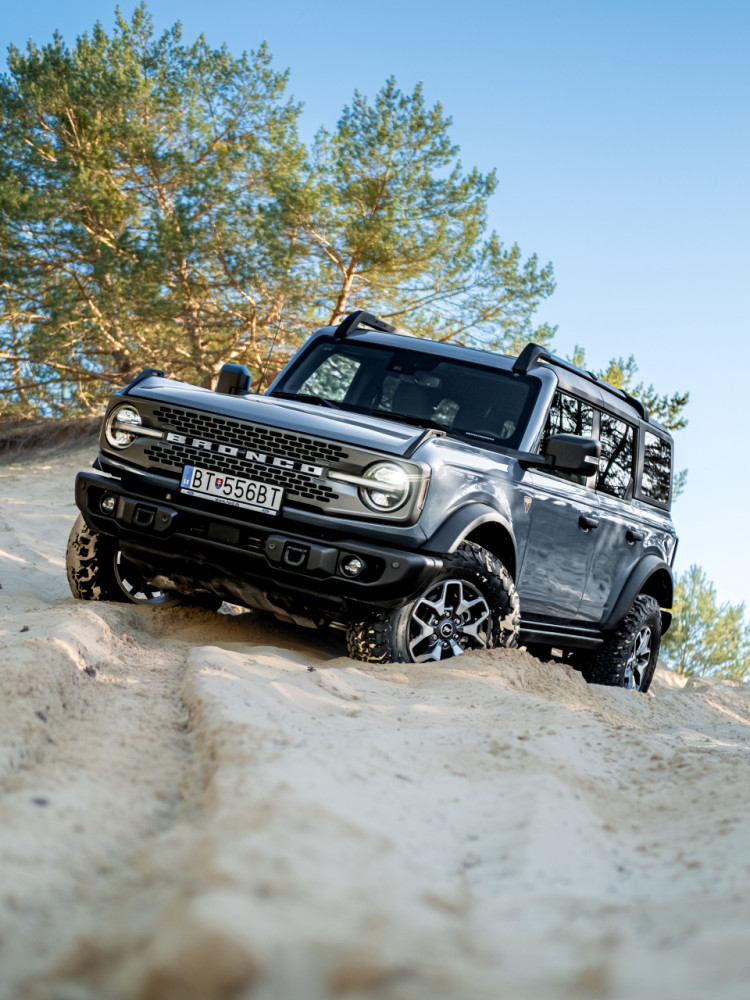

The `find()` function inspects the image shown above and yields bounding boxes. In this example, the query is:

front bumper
[74,471,441,622]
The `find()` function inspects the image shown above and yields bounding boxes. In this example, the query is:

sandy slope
[1,445,749,1000]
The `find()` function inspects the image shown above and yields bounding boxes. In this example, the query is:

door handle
[626,528,644,543]
[579,515,599,531]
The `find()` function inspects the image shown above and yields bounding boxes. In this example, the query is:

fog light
[100,493,117,515]
[341,555,365,578]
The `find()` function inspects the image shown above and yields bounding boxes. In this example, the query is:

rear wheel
[347,542,519,663]
[579,594,661,692]
[66,514,183,607]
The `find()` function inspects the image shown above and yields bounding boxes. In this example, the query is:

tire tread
[581,594,661,691]
[66,514,122,602]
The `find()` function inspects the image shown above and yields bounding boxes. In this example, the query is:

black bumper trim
[75,471,440,611]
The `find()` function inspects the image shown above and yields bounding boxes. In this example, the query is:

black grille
[152,405,349,465]
[146,405,345,504]
[146,441,337,503]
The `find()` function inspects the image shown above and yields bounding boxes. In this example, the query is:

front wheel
[579,594,661,692]
[66,514,183,607]
[347,541,519,663]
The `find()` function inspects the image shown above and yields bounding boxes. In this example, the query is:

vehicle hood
[128,378,431,458]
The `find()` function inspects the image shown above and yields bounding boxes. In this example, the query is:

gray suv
[67,311,677,692]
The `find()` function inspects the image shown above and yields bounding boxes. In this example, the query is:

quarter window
[597,413,634,498]
[642,431,672,502]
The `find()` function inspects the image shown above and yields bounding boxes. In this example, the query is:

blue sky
[3,1,748,607]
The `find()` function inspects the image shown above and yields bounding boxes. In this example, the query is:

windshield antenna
[255,316,284,393]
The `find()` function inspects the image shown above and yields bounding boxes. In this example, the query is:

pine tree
[288,78,556,355]
[661,565,750,680]
[568,347,689,433]
[0,3,303,414]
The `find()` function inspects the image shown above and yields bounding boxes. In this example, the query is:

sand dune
[1,445,749,1000]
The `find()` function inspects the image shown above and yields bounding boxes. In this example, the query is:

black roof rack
[513,343,649,421]
[333,310,398,340]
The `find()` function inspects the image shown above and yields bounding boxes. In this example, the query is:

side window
[597,413,634,498]
[545,391,594,439]
[642,431,672,503]
[541,392,595,485]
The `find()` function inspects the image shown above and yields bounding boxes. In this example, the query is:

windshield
[270,338,540,450]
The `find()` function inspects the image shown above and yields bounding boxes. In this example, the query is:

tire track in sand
[0,595,221,997]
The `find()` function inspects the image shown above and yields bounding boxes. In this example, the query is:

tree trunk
[328,261,359,326]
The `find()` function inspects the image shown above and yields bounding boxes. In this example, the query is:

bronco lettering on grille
[165,432,324,477]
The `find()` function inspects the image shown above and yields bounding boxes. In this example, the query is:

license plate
[180,465,284,515]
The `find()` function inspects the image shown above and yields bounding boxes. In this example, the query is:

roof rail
[513,342,649,421]
[333,310,397,340]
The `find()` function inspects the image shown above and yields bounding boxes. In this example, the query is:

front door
[516,470,600,620]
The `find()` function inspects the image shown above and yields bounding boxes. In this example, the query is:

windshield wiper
[370,408,445,430]
[270,391,340,409]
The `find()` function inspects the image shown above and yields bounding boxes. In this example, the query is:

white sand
[1,445,749,1000]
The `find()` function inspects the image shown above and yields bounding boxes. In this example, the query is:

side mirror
[542,433,600,476]
[216,363,252,395]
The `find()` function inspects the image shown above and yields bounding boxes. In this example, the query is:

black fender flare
[601,555,674,634]
[420,505,518,577]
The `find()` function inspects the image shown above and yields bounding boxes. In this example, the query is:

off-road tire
[347,541,519,663]
[66,514,126,602]
[346,614,393,663]
[580,594,661,692]
[66,514,182,606]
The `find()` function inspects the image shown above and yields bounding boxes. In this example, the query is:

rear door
[577,411,642,622]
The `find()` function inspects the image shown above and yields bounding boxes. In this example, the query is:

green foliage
[0,1,686,440]
[0,3,303,413]
[0,14,556,414]
[569,346,689,432]
[661,565,750,680]
[289,78,556,355]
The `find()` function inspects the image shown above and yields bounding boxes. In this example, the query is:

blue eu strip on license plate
[180,464,284,515]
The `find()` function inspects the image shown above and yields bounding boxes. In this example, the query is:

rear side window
[641,431,672,502]
[597,413,634,498]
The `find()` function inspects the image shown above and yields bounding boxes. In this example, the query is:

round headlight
[105,404,142,449]
[359,462,410,512]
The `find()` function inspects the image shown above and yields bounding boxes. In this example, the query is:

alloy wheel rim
[624,625,652,690]
[407,578,491,662]
[114,551,177,605]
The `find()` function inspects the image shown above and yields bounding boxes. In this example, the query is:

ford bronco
[67,310,677,691]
